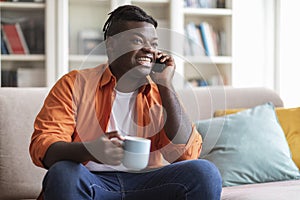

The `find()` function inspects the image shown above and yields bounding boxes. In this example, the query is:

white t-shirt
[107,89,138,135]
[86,89,138,171]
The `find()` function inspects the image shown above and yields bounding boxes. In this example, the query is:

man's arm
[156,84,192,144]
[43,132,124,169]
[150,56,202,162]
[42,141,91,168]
[29,71,124,169]
[150,52,192,144]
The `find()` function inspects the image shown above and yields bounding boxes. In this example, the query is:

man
[30,5,222,200]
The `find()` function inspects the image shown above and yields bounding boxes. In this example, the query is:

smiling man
[29,5,222,200]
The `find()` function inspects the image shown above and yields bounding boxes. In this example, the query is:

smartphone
[152,58,166,72]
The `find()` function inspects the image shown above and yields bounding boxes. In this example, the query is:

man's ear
[105,36,115,57]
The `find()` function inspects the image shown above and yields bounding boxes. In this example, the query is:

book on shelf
[184,0,226,8]
[186,78,208,87]
[1,23,30,54]
[184,29,192,56]
[1,70,17,87]
[1,30,9,54]
[185,75,225,88]
[20,17,45,54]
[199,0,217,8]
[9,0,44,2]
[210,25,219,55]
[199,22,217,56]
[185,21,225,57]
[217,0,226,8]
[1,17,44,54]
[218,30,226,56]
[185,22,206,56]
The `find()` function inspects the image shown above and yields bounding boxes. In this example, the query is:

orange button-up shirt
[29,64,202,169]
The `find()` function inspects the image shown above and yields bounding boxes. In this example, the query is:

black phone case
[152,59,165,72]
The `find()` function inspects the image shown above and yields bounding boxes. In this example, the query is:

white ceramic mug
[122,136,151,171]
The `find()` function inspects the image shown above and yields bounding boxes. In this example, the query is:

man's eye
[152,43,158,48]
[132,39,143,45]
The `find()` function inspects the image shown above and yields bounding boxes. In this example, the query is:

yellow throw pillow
[214,107,300,169]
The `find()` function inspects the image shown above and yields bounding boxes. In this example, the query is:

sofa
[0,86,299,199]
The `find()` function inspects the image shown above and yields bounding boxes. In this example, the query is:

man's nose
[145,40,157,50]
[141,45,156,53]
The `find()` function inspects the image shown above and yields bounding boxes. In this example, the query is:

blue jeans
[43,159,222,200]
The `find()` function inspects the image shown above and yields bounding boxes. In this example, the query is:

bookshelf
[182,0,233,87]
[0,0,56,87]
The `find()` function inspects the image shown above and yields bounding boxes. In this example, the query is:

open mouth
[136,56,152,66]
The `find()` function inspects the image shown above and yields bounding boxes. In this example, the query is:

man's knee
[43,161,85,186]
[181,159,222,199]
[47,160,82,175]
[186,159,222,183]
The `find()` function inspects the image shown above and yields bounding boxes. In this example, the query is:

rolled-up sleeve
[157,124,202,163]
[29,73,77,168]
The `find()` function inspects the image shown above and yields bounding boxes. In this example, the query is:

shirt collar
[98,63,152,94]
[98,63,116,89]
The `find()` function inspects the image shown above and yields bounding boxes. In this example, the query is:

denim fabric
[43,159,222,200]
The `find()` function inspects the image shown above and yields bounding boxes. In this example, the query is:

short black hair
[102,5,158,40]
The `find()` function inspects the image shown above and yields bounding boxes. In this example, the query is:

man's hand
[86,131,125,166]
[150,51,176,86]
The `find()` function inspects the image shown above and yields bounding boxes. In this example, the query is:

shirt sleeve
[157,124,202,163]
[29,72,77,168]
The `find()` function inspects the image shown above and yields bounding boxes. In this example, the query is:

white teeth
[138,57,151,62]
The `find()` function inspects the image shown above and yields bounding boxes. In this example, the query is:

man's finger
[105,130,125,140]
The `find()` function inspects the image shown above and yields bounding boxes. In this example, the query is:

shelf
[184,56,232,64]
[1,55,45,61]
[69,54,108,63]
[183,8,232,16]
[70,0,109,5]
[0,2,45,10]
[0,0,50,87]
[132,0,169,4]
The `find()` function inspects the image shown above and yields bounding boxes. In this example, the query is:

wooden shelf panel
[183,8,232,16]
[132,0,169,4]
[1,55,45,61]
[184,56,232,64]
[0,2,45,10]
[69,0,109,6]
[69,54,108,63]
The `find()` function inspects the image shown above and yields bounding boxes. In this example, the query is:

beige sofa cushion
[0,88,48,200]
[177,86,284,120]
[221,179,300,200]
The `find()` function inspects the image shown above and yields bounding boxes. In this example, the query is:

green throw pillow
[195,102,300,187]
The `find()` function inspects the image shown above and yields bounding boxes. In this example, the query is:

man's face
[107,21,158,80]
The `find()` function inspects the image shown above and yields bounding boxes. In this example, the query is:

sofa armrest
[0,88,49,199]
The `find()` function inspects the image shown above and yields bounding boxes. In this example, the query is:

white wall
[232,0,275,89]
[232,0,300,107]
[277,0,300,107]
